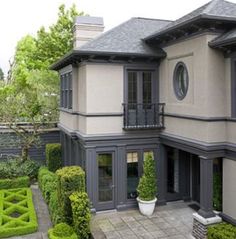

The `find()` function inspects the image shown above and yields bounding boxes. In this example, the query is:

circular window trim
[173,61,189,100]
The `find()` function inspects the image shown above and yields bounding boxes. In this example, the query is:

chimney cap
[75,16,104,25]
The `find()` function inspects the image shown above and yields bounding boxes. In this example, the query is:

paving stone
[91,202,195,239]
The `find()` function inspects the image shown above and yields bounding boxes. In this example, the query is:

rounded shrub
[137,152,157,201]
[208,222,236,239]
[48,223,77,239]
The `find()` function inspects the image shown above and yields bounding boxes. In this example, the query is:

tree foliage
[0,4,84,160]
[0,67,4,81]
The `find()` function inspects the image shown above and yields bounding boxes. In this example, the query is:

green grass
[0,188,38,238]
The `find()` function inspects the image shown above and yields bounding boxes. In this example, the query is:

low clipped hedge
[56,166,85,224]
[0,176,30,190]
[46,143,62,172]
[70,192,91,239]
[0,188,38,238]
[48,223,77,239]
[208,222,236,239]
[38,167,63,225]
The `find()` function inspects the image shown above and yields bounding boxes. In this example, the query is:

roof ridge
[202,0,224,15]
[133,17,173,22]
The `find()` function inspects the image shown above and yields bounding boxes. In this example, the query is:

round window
[173,62,189,100]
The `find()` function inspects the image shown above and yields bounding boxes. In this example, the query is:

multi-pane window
[143,72,152,109]
[60,72,72,109]
[128,72,137,108]
[126,150,154,200]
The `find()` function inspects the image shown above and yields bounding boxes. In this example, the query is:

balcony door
[125,69,158,128]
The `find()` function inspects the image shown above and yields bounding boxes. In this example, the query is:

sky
[0,0,236,76]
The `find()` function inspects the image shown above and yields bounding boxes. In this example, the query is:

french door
[125,70,158,127]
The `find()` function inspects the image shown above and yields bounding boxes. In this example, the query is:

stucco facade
[53,1,236,227]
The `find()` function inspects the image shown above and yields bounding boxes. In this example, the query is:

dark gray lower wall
[0,129,60,164]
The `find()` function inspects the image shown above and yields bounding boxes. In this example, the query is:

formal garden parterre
[0,143,91,239]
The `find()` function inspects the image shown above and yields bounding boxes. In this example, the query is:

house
[51,0,236,235]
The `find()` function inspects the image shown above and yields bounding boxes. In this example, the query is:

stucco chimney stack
[73,16,104,49]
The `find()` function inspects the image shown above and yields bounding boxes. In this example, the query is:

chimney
[73,16,104,49]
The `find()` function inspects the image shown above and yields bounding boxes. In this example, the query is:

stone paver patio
[91,202,195,239]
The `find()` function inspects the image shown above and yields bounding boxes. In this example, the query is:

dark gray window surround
[60,72,72,109]
[173,62,189,100]
[231,57,236,118]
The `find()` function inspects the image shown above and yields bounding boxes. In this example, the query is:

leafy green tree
[0,67,4,81]
[0,81,58,161]
[0,4,84,160]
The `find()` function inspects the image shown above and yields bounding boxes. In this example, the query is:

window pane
[143,151,154,161]
[143,72,152,108]
[68,73,72,109]
[127,152,139,199]
[128,72,137,108]
[98,154,113,202]
[60,75,63,107]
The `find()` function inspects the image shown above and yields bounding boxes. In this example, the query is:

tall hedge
[46,143,62,172]
[56,166,85,224]
[70,192,91,239]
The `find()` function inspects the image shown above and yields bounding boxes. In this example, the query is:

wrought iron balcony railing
[123,103,165,130]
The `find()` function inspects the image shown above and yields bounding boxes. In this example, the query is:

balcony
[123,103,165,130]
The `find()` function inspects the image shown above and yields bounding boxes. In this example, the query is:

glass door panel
[98,153,113,203]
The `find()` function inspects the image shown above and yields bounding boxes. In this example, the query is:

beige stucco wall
[223,158,236,220]
[86,64,123,113]
[78,64,87,113]
[160,33,234,143]
[59,111,78,131]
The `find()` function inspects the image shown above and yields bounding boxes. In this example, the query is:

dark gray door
[96,153,115,210]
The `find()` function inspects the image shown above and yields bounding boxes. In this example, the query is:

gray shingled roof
[145,0,236,41]
[77,17,171,56]
[210,28,236,47]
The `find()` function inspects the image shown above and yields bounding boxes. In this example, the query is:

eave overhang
[144,15,236,45]
[50,50,166,71]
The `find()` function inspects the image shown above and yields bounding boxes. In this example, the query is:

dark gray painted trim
[164,112,236,122]
[59,108,123,117]
[160,133,236,160]
[144,13,236,41]
[220,212,236,226]
[51,50,165,71]
[58,124,236,161]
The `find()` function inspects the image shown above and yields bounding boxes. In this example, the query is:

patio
[91,201,195,239]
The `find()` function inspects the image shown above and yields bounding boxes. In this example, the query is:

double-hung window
[60,72,72,109]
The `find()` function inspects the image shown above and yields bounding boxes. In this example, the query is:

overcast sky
[1,0,235,75]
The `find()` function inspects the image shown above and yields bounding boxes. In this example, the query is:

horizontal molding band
[164,113,236,122]
[60,108,123,117]
[58,123,236,160]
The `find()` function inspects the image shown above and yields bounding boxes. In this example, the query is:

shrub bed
[0,176,30,190]
[208,222,236,239]
[0,188,38,238]
[0,159,40,180]
[56,166,85,224]
[48,223,77,239]
[70,192,91,239]
[38,167,62,225]
[46,143,62,172]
